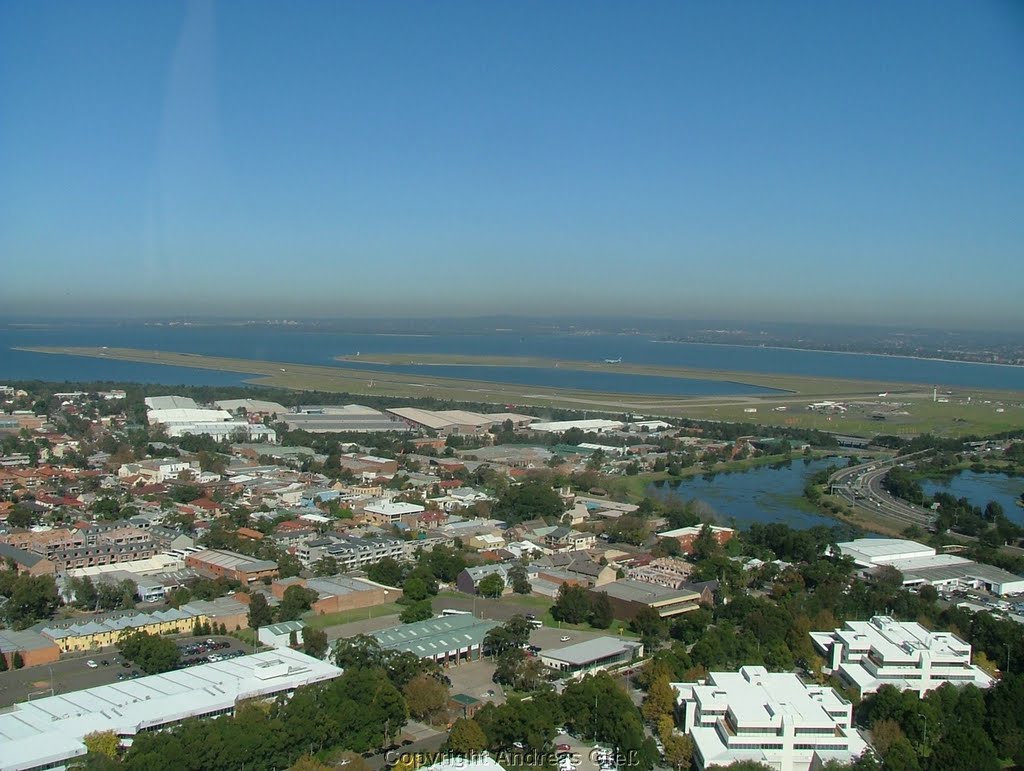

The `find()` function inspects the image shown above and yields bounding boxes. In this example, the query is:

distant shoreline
[650,339,1024,370]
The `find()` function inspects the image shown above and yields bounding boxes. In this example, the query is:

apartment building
[674,666,869,771]
[809,615,995,696]
[628,557,694,589]
[40,607,204,652]
[362,500,425,527]
[51,541,158,571]
[297,534,406,571]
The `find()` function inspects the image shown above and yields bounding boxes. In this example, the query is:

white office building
[810,615,994,696]
[673,666,869,771]
[0,648,342,771]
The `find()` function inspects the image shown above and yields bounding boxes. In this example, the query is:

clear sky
[1,1,1022,328]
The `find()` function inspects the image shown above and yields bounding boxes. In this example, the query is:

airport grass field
[19,346,1024,437]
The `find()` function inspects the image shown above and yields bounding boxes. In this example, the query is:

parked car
[86,660,98,668]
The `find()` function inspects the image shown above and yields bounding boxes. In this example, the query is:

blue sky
[1,1,1022,327]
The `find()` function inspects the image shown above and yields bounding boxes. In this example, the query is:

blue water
[649,457,838,529]
[921,471,1024,525]
[2,323,1024,394]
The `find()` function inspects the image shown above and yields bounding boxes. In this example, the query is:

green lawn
[539,610,637,637]
[303,602,404,629]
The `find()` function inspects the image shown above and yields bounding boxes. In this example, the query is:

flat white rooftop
[528,419,624,433]
[677,666,849,727]
[0,648,342,771]
[364,500,425,515]
[834,538,935,566]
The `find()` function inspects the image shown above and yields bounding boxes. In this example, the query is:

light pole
[47,666,54,697]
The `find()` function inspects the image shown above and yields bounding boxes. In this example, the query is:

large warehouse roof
[528,419,624,433]
[214,398,287,413]
[387,407,464,430]
[372,615,497,658]
[833,538,936,567]
[147,407,235,424]
[144,395,199,410]
[0,649,341,771]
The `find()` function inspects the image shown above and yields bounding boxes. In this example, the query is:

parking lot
[446,658,504,704]
[528,625,608,653]
[0,635,250,708]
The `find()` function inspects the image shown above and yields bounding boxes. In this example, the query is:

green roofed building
[372,614,499,666]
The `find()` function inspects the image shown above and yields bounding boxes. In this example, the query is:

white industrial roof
[0,649,342,771]
[833,538,936,566]
[144,395,199,410]
[431,410,498,427]
[388,407,461,429]
[147,408,235,424]
[528,419,624,433]
[214,398,287,413]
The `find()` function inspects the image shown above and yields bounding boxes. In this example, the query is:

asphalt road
[829,453,937,529]
[0,635,250,709]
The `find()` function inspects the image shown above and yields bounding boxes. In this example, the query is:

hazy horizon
[2,2,1022,327]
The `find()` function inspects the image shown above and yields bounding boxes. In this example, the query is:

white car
[560,635,571,642]
[86,660,98,668]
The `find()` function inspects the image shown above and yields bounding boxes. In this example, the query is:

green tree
[83,730,120,759]
[552,583,591,624]
[484,615,531,657]
[302,626,329,659]
[278,551,303,579]
[508,564,531,594]
[117,630,180,674]
[477,573,505,598]
[882,738,920,771]
[72,576,99,610]
[11,651,24,669]
[247,592,274,629]
[445,718,488,756]
[403,673,450,724]
[313,555,339,577]
[2,574,60,629]
[589,591,614,629]
[929,724,999,771]
[6,506,34,529]
[400,599,433,623]
[631,606,668,647]
[402,576,430,602]
[692,524,722,561]
[641,673,676,723]
[278,585,318,622]
[366,557,405,587]
[493,480,564,524]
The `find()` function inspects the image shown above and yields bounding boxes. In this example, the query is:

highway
[828,451,938,530]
